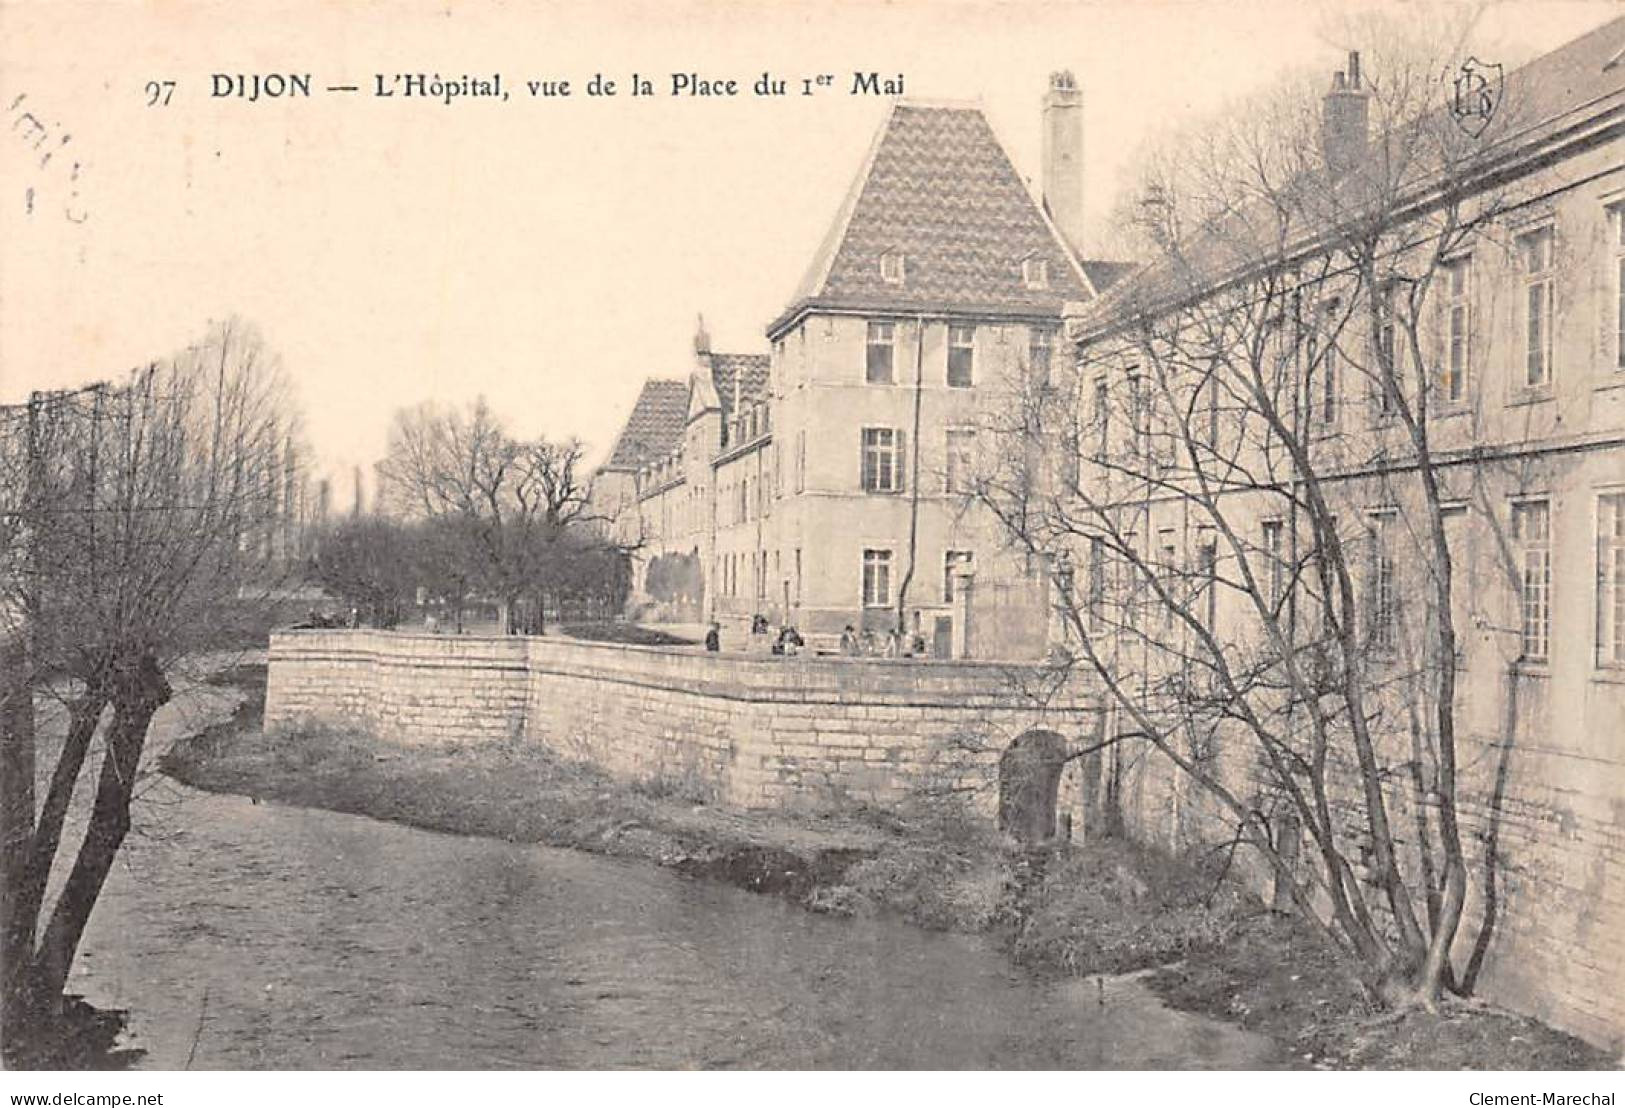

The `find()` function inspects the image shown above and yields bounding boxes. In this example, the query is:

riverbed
[53,677,1282,1069]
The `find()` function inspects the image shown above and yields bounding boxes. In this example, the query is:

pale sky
[1,0,1617,493]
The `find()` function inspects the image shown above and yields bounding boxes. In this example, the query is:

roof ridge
[894,95,985,110]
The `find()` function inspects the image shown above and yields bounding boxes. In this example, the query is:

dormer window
[1022,255,1049,290]
[880,251,906,284]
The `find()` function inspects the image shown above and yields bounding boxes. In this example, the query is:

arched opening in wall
[998,729,1068,843]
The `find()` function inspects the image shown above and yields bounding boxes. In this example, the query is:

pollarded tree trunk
[0,635,39,1049]
[5,687,109,1016]
[31,655,170,1008]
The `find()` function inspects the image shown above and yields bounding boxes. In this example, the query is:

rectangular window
[1059,425,1080,492]
[1323,346,1340,425]
[1598,493,1625,666]
[945,429,975,495]
[1519,227,1555,388]
[1305,331,1319,426]
[1127,373,1144,457]
[880,252,905,284]
[1087,535,1105,629]
[1157,529,1177,629]
[1197,530,1218,632]
[1262,519,1285,612]
[862,548,893,608]
[1612,205,1625,372]
[795,548,803,607]
[1206,371,1221,449]
[1306,325,1339,428]
[1307,516,1340,636]
[1376,284,1401,414]
[860,427,902,493]
[1440,258,1470,403]
[1367,511,1397,652]
[1028,328,1053,387]
[1093,378,1110,458]
[866,321,896,384]
[1120,532,1140,604]
[796,429,806,493]
[1512,499,1551,662]
[947,325,975,388]
[943,550,974,603]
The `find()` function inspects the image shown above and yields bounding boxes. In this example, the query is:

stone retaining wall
[264,628,1096,812]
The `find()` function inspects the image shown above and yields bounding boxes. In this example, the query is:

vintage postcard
[1,0,1622,1095]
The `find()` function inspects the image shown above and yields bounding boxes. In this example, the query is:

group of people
[700,617,928,658]
[838,624,927,658]
[702,618,806,656]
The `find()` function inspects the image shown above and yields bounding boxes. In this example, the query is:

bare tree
[308,515,421,628]
[375,400,615,633]
[975,19,1546,1009]
[0,318,301,1060]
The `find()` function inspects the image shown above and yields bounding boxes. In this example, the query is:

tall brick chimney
[1042,70,1085,257]
[1321,51,1370,177]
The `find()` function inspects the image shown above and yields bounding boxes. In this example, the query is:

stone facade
[598,86,1117,655]
[264,628,1096,814]
[1055,25,1625,1051]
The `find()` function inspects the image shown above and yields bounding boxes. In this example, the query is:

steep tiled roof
[708,353,770,424]
[1081,260,1137,293]
[770,103,1092,335]
[605,378,689,469]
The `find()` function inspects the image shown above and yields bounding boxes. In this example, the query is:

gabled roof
[605,378,689,470]
[605,348,772,475]
[769,102,1094,336]
[708,353,770,425]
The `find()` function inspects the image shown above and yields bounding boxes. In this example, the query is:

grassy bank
[559,621,698,647]
[162,663,1612,1070]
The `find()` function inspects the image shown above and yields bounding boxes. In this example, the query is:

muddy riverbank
[158,662,1611,1070]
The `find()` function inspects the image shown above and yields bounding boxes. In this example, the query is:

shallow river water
[68,779,1280,1070]
[52,674,1279,1070]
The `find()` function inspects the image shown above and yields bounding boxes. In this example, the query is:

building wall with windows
[763,312,1047,641]
[600,87,1112,652]
[1056,22,1625,1048]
